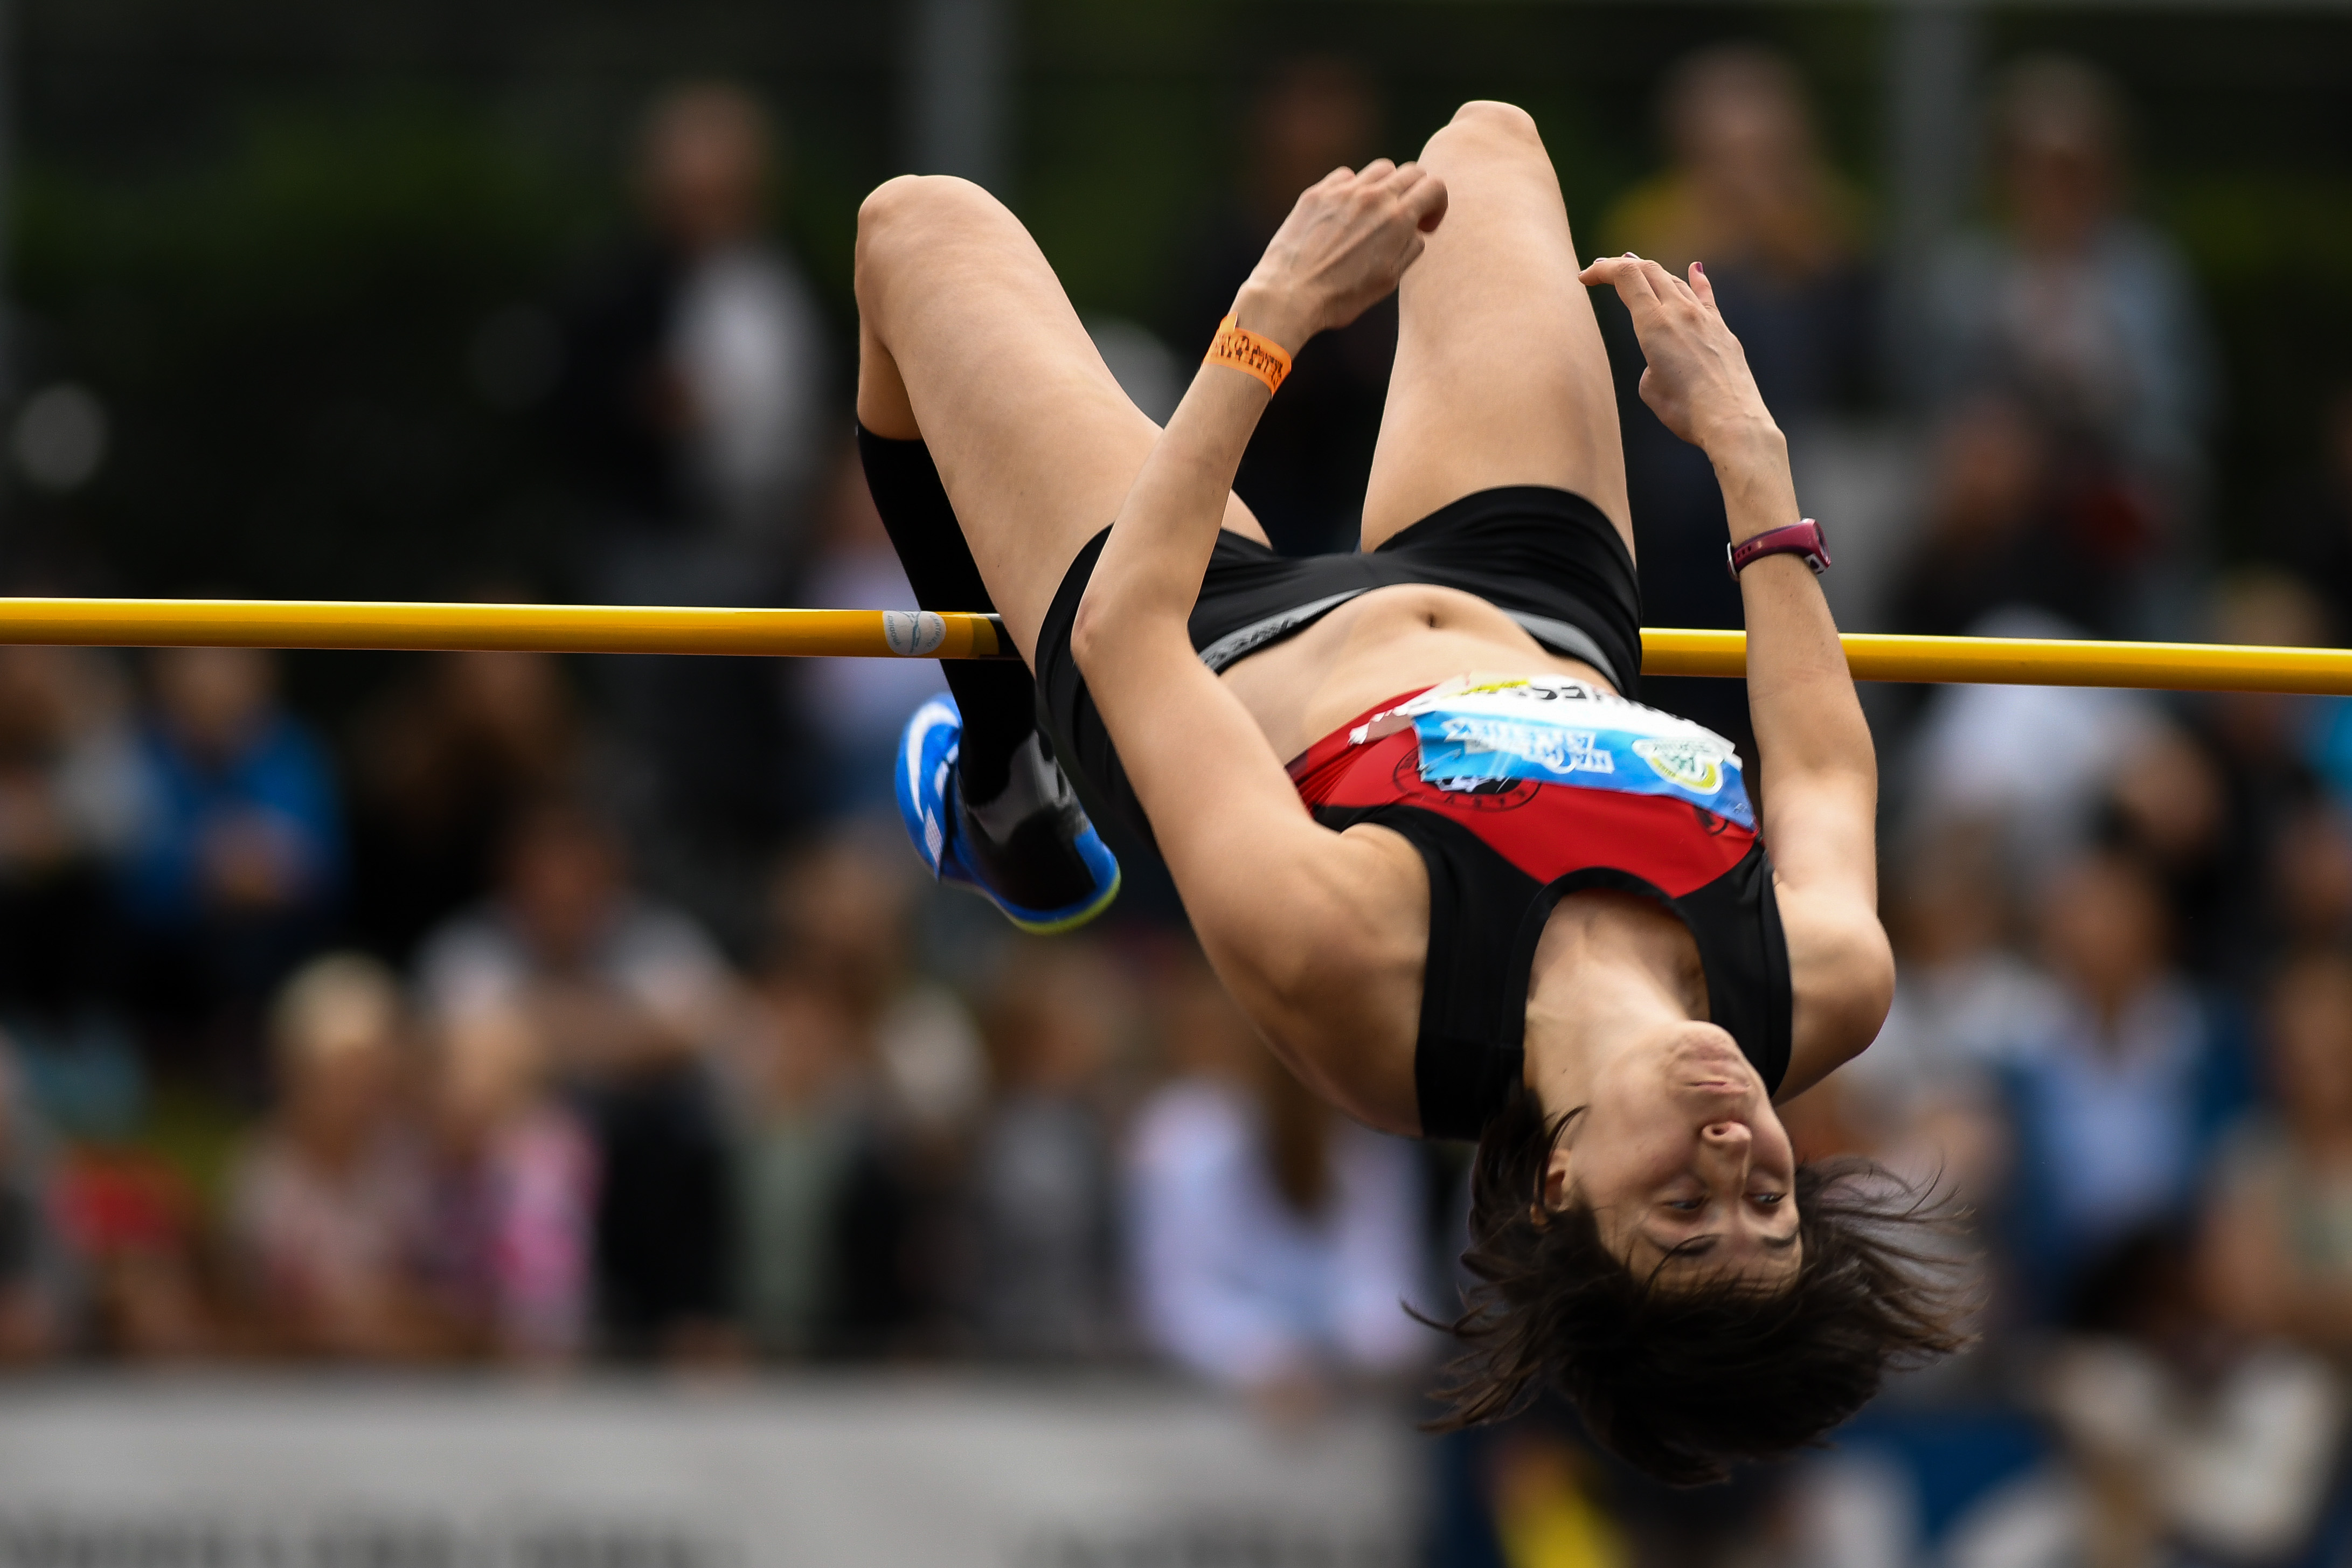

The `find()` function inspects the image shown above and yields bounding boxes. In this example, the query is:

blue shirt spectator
[122,704,341,932]
[121,647,340,932]
[118,648,342,1086]
[1996,850,2250,1319]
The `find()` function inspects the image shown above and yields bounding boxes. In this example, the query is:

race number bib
[1357,675,1755,829]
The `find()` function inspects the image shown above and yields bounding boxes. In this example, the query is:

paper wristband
[1205,313,1292,395]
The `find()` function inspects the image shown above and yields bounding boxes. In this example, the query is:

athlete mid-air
[854,99,1966,1482]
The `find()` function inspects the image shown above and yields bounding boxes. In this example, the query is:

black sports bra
[1286,677,1793,1140]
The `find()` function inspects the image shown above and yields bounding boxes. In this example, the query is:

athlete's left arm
[1580,254,1894,1095]
[1716,433,1891,1097]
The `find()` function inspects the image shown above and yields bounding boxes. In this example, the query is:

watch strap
[1726,519,1831,579]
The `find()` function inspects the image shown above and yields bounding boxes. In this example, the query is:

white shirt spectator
[671,244,827,542]
[1125,1079,1428,1387]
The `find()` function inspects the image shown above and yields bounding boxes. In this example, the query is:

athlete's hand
[1233,159,1448,349]
[1579,253,1778,457]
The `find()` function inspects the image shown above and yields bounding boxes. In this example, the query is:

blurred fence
[0,1378,1422,1568]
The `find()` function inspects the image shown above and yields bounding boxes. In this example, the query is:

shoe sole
[992,860,1123,935]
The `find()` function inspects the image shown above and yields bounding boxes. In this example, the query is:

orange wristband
[1205,313,1292,395]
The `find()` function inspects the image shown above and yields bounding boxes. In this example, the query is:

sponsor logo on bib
[1435,718,1613,776]
[1631,738,1724,794]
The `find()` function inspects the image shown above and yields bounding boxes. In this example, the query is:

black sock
[857,424,1036,804]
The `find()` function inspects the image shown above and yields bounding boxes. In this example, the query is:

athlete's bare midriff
[1212,576,1621,761]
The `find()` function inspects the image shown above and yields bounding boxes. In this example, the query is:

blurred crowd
[3,44,2352,1568]
[0,641,1446,1383]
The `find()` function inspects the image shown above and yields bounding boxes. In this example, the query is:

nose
[1698,1120,1753,1182]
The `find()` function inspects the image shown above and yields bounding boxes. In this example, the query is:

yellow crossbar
[0,598,2344,696]
[1639,628,2352,696]
[0,599,1015,661]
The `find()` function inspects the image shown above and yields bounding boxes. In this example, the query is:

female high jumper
[854,100,1967,1483]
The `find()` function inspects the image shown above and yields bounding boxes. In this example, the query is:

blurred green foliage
[2159,171,2352,524]
[7,0,2351,621]
[16,96,605,598]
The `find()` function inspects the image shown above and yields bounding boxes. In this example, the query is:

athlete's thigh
[1358,102,1633,557]
[855,176,1265,660]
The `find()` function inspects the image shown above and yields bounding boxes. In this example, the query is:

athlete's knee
[1427,99,1545,158]
[854,174,1000,302]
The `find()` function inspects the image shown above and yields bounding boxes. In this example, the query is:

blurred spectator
[1885,397,2106,640]
[1606,45,1876,421]
[0,647,145,1138]
[52,1141,209,1360]
[744,832,983,1355]
[1163,57,1393,556]
[416,801,739,1358]
[226,954,441,1360]
[769,833,985,1142]
[1997,850,2246,1316]
[731,965,860,1356]
[425,1004,596,1363]
[791,441,952,819]
[969,940,1126,1359]
[2267,800,2352,954]
[2203,952,2352,1356]
[556,81,827,551]
[1126,953,1428,1405]
[1926,56,2218,618]
[1946,1231,2341,1568]
[1604,45,1874,754]
[1902,607,2166,868]
[1828,821,2039,1204]
[346,649,606,964]
[2136,574,2337,984]
[555,80,826,942]
[2266,386,2352,634]
[0,1042,70,1362]
[121,647,342,1092]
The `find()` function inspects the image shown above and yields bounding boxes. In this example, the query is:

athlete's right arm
[1069,162,1446,1133]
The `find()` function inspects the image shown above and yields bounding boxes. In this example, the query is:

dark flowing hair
[1421,1085,1978,1486]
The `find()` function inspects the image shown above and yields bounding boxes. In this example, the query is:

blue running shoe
[895,694,1121,934]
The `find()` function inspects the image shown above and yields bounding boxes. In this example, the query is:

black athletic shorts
[1032,484,1642,856]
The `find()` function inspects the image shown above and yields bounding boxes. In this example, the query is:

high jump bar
[0,598,2344,696]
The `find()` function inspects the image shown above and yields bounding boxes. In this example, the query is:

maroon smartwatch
[1726,518,1831,580]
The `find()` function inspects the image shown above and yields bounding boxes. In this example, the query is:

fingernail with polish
[1693,260,1705,275]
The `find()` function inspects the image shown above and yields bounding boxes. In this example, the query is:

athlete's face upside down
[1542,1023,1803,1287]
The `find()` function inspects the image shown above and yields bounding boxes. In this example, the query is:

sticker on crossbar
[883,610,948,657]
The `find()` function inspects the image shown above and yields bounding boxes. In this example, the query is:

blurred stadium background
[0,1,2349,1564]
